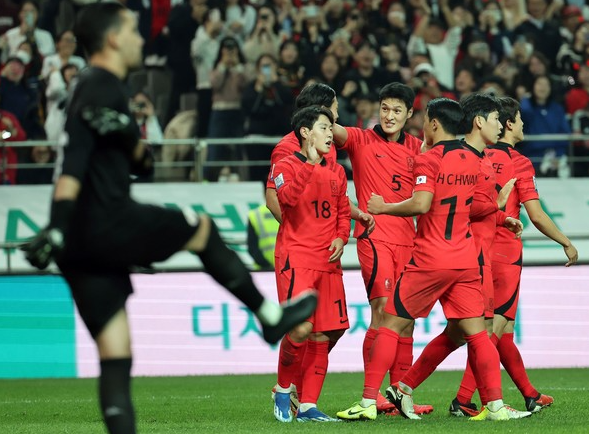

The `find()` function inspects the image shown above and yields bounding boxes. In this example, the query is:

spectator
[368,0,412,48]
[325,29,355,71]
[126,0,173,64]
[478,74,509,97]
[514,50,568,102]
[276,39,305,96]
[513,0,563,72]
[519,74,571,177]
[15,144,54,184]
[565,60,589,115]
[243,5,281,65]
[44,63,78,143]
[159,109,197,181]
[410,62,456,111]
[556,21,589,77]
[293,3,331,78]
[191,7,224,138]
[165,0,206,124]
[406,0,462,90]
[41,30,85,80]
[1,0,55,63]
[315,52,344,94]
[221,0,257,44]
[0,108,26,184]
[454,68,477,99]
[476,0,514,64]
[0,54,43,139]
[338,91,378,129]
[499,0,528,31]
[559,5,584,44]
[456,32,494,82]
[379,39,409,84]
[131,90,164,144]
[206,36,247,182]
[344,40,396,96]
[570,103,589,177]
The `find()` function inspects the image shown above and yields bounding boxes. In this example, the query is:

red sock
[292,341,307,397]
[401,332,458,390]
[299,340,329,404]
[497,332,538,398]
[363,327,398,400]
[465,331,501,402]
[456,333,499,404]
[390,336,413,384]
[362,328,377,372]
[277,334,305,389]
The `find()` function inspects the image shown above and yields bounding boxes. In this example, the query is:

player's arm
[349,198,375,235]
[275,161,314,207]
[265,188,282,223]
[367,190,433,217]
[523,199,578,266]
[333,123,348,148]
[329,170,351,263]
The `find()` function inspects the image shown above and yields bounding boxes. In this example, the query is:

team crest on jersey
[331,180,338,196]
[275,173,284,189]
[416,175,427,185]
[406,156,414,172]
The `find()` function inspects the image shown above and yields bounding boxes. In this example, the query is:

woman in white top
[41,30,85,80]
[221,0,257,44]
[44,63,79,144]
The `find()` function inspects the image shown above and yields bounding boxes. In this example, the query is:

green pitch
[1,368,587,433]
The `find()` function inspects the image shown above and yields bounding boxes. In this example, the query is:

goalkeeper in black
[21,3,316,434]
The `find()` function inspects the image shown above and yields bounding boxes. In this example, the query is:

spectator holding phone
[243,5,281,65]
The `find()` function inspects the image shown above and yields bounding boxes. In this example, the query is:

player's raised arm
[367,191,433,217]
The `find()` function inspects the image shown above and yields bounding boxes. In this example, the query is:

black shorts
[63,202,198,269]
[59,202,199,337]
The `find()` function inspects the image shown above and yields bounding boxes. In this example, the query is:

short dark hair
[497,97,520,138]
[379,82,415,111]
[459,92,500,133]
[74,2,126,58]
[295,83,336,109]
[426,98,464,135]
[291,106,334,145]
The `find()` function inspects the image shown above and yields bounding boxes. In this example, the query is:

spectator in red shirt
[0,108,26,184]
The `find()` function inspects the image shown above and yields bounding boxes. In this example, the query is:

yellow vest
[248,204,279,267]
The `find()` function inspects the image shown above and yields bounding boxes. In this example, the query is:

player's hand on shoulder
[497,178,516,209]
[356,211,376,235]
[328,237,345,262]
[504,216,523,238]
[21,228,65,270]
[564,244,578,267]
[367,193,385,215]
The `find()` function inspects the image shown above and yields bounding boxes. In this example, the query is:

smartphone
[261,64,272,80]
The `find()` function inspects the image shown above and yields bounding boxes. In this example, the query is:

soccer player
[332,82,432,415]
[267,83,374,411]
[485,96,578,412]
[449,93,524,417]
[337,97,530,421]
[21,4,317,434]
[272,106,351,422]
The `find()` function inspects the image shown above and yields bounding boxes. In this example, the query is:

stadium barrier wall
[0,266,588,379]
[1,179,589,273]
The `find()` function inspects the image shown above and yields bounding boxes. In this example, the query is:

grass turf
[1,368,587,433]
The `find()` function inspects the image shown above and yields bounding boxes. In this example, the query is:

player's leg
[297,271,347,422]
[183,213,316,344]
[62,269,136,434]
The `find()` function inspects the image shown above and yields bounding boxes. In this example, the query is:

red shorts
[357,237,413,301]
[492,261,522,321]
[481,264,494,319]
[279,268,349,332]
[385,267,483,320]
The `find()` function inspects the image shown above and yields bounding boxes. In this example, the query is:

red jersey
[486,142,539,264]
[463,143,507,267]
[341,126,422,246]
[411,140,479,269]
[274,153,351,273]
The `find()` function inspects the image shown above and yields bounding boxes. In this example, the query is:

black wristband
[49,199,76,233]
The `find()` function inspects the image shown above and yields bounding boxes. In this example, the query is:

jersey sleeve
[335,165,351,244]
[412,152,439,194]
[274,159,315,208]
[267,142,296,189]
[338,126,364,154]
[515,157,540,203]
[495,209,507,227]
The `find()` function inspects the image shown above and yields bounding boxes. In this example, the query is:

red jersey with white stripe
[486,142,539,264]
[411,140,479,269]
[341,126,422,245]
[274,153,351,273]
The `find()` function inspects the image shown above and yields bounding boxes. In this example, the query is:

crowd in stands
[2,0,589,184]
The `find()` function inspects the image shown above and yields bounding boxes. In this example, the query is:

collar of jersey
[294,151,327,166]
[373,125,406,144]
[461,139,485,158]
